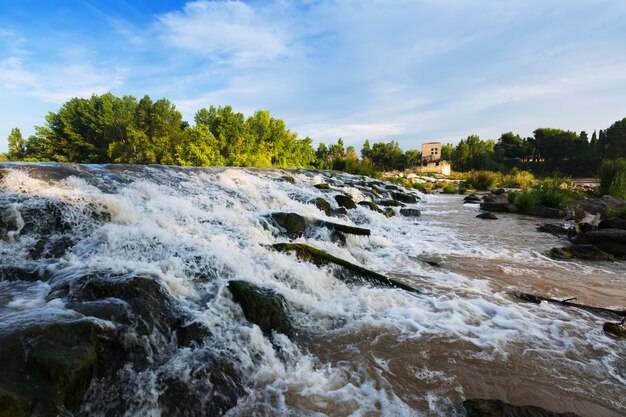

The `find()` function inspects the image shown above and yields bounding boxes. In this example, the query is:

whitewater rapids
[0,163,623,417]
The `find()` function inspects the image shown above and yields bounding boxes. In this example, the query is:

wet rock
[272,243,420,294]
[392,192,419,204]
[314,183,330,190]
[175,321,211,348]
[383,207,396,218]
[603,321,626,338]
[575,195,626,218]
[598,218,626,230]
[334,194,357,210]
[482,194,508,204]
[313,197,332,216]
[332,207,349,216]
[227,280,291,335]
[0,264,46,282]
[463,194,482,204]
[30,236,75,259]
[479,202,518,213]
[269,212,307,239]
[358,200,384,214]
[399,208,421,217]
[0,320,101,417]
[490,187,506,195]
[549,245,615,261]
[316,220,370,236]
[463,399,581,417]
[377,199,406,207]
[70,274,178,337]
[572,229,626,258]
[573,221,597,235]
[526,205,564,219]
[476,212,498,220]
[280,176,295,184]
[537,223,570,236]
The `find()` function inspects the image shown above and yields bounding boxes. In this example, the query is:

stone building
[417,142,451,175]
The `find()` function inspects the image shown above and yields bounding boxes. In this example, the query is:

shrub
[500,169,535,189]
[509,190,539,212]
[599,158,626,199]
[467,170,500,191]
[458,184,468,195]
[442,183,456,194]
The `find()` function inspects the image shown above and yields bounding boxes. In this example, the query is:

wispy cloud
[158,1,291,65]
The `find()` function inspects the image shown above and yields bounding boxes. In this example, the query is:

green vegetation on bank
[3,93,626,189]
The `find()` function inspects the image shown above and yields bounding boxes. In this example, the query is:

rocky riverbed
[0,163,624,417]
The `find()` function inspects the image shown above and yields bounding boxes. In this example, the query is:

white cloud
[158,1,290,65]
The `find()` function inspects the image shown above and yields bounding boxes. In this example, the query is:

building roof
[422,141,441,145]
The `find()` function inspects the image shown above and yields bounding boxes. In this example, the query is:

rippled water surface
[0,163,624,417]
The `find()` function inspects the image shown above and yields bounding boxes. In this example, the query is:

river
[0,164,623,417]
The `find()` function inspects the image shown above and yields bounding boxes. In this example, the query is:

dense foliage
[599,158,626,199]
[3,93,626,183]
[8,93,315,168]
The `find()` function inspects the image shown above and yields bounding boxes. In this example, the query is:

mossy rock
[334,194,357,209]
[0,320,101,416]
[313,197,332,216]
[269,212,307,239]
[358,201,384,214]
[392,192,419,204]
[272,243,420,294]
[228,280,291,335]
[316,220,370,236]
[377,199,406,207]
[314,183,330,190]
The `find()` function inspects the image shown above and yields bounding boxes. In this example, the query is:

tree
[7,127,26,160]
[603,117,626,159]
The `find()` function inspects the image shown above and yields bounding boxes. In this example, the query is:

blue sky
[1,0,626,153]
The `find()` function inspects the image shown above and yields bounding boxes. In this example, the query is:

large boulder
[526,205,564,219]
[334,194,357,210]
[392,192,419,204]
[269,212,307,239]
[549,245,615,261]
[598,218,626,230]
[464,399,581,417]
[313,197,332,216]
[572,229,626,258]
[0,320,101,417]
[227,280,291,335]
[537,223,570,236]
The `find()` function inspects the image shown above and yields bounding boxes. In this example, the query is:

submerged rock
[377,199,406,207]
[314,183,330,190]
[549,245,615,261]
[228,280,291,335]
[476,212,498,220]
[400,208,421,217]
[463,399,581,417]
[316,220,371,236]
[603,321,626,338]
[272,243,420,294]
[537,223,570,236]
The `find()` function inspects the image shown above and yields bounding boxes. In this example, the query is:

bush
[333,159,382,178]
[509,190,539,212]
[599,159,626,199]
[500,169,535,189]
[467,170,500,191]
[442,183,456,194]
[458,184,468,195]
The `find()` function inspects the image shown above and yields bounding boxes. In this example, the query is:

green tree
[603,117,626,159]
[7,127,26,160]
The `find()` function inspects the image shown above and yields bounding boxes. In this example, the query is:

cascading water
[0,163,623,417]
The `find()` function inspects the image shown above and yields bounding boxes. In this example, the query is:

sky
[1,0,626,153]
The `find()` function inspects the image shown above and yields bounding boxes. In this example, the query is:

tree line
[4,92,626,177]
